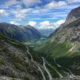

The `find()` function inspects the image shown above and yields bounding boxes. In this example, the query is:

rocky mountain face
[66,7,80,24]
[0,33,40,80]
[36,6,80,76]
[0,23,44,42]
[50,7,80,37]
[50,6,80,52]
[0,33,52,80]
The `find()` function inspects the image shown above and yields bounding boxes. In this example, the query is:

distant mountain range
[39,29,54,37]
[0,23,44,42]
[36,6,80,75]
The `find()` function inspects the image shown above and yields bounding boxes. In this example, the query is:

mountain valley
[0,4,80,80]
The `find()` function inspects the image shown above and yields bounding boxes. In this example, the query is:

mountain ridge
[66,6,80,24]
[0,23,44,42]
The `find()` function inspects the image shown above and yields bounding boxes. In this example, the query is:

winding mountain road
[27,47,78,80]
[53,58,78,79]
[46,60,63,78]
[42,57,53,80]
[27,47,46,80]
[27,47,34,62]
[54,58,61,68]
[37,65,46,80]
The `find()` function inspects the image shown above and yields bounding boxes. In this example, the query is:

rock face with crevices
[66,7,80,24]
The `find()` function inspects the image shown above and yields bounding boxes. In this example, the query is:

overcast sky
[0,0,80,30]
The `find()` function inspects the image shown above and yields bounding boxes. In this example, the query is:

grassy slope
[35,18,80,75]
[37,41,72,57]
[35,40,80,75]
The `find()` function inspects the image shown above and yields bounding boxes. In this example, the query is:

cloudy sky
[0,0,80,30]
